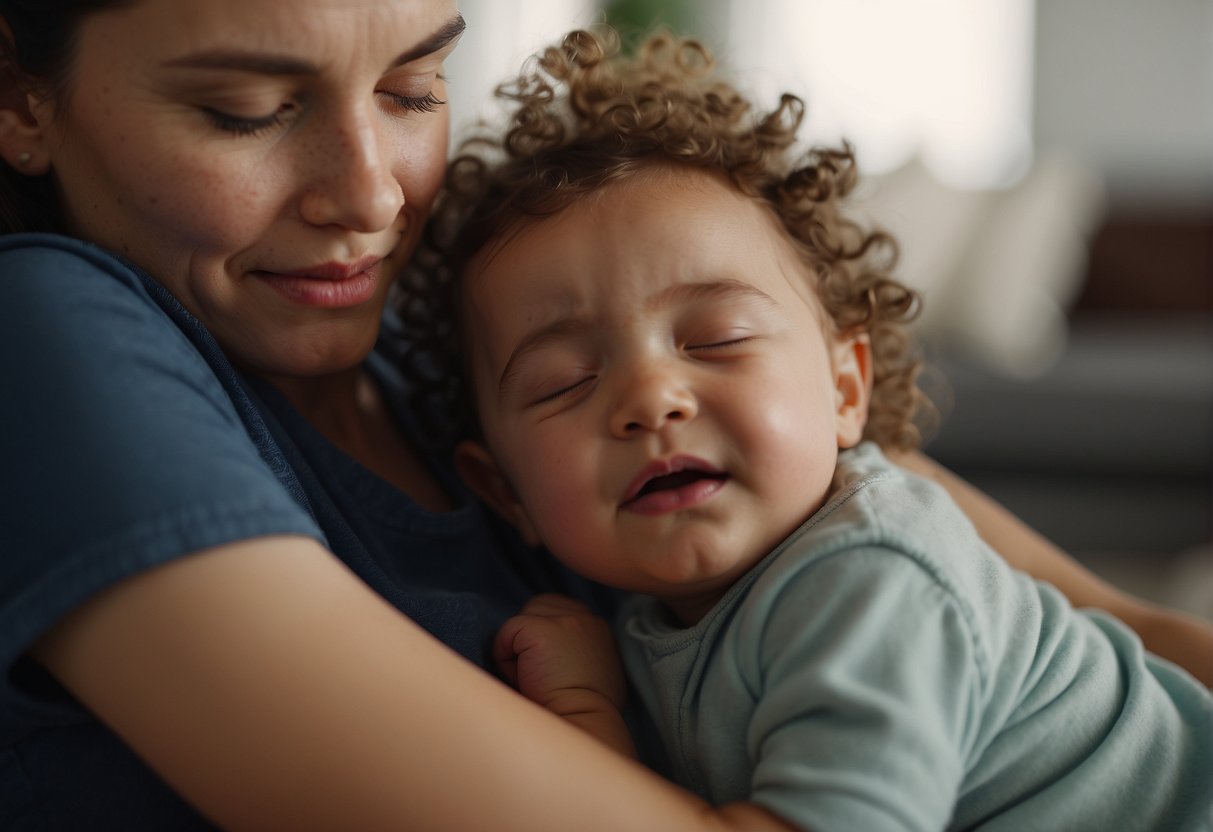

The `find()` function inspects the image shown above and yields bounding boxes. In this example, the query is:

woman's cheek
[191,186,273,248]
[141,152,277,248]
[398,114,450,212]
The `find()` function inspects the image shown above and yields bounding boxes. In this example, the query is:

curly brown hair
[402,26,927,451]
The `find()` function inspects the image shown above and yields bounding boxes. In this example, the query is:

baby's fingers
[492,615,528,687]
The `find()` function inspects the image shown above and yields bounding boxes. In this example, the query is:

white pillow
[859,152,1105,378]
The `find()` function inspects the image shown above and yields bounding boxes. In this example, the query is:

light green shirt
[619,442,1212,831]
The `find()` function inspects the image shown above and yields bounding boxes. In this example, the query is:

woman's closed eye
[379,71,448,116]
[380,90,445,115]
[204,101,299,137]
[202,77,446,137]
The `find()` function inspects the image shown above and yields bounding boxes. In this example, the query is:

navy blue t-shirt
[0,234,603,829]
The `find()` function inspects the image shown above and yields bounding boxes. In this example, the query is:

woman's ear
[0,25,51,176]
[454,440,542,546]
[833,331,873,449]
[0,107,49,173]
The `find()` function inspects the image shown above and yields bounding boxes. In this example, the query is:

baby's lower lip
[621,475,728,516]
[253,262,380,308]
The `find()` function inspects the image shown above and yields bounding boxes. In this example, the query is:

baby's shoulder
[772,443,981,578]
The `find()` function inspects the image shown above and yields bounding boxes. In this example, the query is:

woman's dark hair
[0,0,134,232]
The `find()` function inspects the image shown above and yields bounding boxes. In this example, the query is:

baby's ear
[833,331,873,449]
[454,440,542,546]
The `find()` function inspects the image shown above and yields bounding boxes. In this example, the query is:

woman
[1,2,1207,829]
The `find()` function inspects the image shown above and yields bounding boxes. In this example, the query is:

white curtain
[445,0,602,144]
[719,0,1036,190]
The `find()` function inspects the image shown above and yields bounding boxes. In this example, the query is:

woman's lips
[621,456,729,516]
[254,258,383,308]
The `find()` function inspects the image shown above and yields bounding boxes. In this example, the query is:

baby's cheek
[526,475,589,541]
[742,392,840,485]
[518,456,599,550]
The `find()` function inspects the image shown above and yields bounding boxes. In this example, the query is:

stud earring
[16,151,31,167]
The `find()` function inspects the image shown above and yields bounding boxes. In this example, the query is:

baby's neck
[661,587,737,628]
[655,477,847,628]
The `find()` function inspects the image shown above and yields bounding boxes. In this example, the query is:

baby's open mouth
[620,456,730,512]
[633,470,728,499]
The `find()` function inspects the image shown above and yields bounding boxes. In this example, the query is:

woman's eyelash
[386,91,446,113]
[204,85,445,136]
[203,107,287,137]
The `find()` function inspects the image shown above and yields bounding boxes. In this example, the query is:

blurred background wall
[447,0,1212,615]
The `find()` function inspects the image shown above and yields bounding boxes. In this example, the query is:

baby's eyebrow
[497,315,592,395]
[654,278,780,311]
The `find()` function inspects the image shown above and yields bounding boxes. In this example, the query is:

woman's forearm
[32,536,795,831]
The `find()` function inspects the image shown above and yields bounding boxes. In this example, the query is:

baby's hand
[494,594,635,756]
[494,593,626,711]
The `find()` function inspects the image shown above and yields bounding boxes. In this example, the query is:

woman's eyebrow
[161,14,466,76]
[389,14,467,68]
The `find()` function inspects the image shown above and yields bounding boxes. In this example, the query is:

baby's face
[457,169,869,623]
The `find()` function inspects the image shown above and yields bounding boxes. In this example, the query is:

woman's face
[33,0,462,378]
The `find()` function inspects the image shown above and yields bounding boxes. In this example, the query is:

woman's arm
[893,450,1213,687]
[33,537,795,832]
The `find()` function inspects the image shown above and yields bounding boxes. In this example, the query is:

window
[720,0,1036,189]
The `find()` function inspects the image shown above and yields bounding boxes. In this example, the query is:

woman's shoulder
[1,231,143,279]
[0,234,324,737]
[0,232,220,367]
[0,232,179,324]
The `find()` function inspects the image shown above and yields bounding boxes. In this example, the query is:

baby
[424,28,1213,832]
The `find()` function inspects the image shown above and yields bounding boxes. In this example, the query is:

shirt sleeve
[0,238,324,723]
[744,546,984,832]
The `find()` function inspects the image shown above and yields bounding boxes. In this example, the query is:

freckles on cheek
[159,162,274,245]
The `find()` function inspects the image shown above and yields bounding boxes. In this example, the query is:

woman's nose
[298,113,404,232]
[609,367,698,438]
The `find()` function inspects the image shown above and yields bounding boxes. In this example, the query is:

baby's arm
[894,449,1213,687]
[494,593,638,758]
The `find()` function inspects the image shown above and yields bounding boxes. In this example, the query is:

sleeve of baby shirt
[0,237,324,723]
[742,546,985,832]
